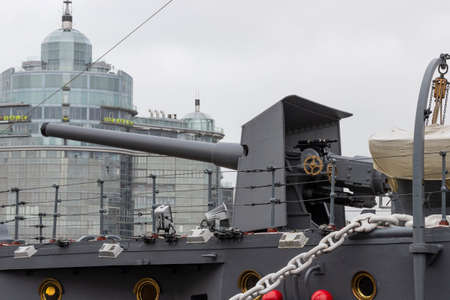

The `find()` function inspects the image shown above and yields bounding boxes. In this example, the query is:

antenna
[62,0,73,31]
[194,89,200,101]
[195,99,201,112]
[63,0,72,15]
[194,89,201,112]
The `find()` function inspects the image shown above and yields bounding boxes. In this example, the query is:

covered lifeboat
[370,71,450,181]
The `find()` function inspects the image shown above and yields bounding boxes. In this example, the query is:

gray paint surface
[33,92,450,300]
[42,95,365,232]
[412,56,445,300]
[0,229,450,299]
[233,101,286,231]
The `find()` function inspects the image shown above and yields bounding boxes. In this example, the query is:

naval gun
[41,95,389,231]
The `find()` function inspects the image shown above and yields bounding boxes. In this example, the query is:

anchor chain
[229,213,412,300]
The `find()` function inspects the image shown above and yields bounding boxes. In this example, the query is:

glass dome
[41,28,92,72]
[183,111,215,132]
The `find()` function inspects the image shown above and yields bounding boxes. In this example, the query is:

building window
[89,108,101,120]
[70,74,88,89]
[44,107,62,119]
[45,74,63,88]
[90,76,119,92]
[13,74,43,89]
[31,106,42,119]
[70,107,87,120]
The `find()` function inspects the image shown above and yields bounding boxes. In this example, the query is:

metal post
[205,169,213,210]
[216,166,221,207]
[328,159,337,230]
[412,55,446,300]
[97,179,105,235]
[38,213,45,244]
[440,152,449,225]
[269,166,276,228]
[150,174,157,233]
[12,188,20,241]
[52,184,60,239]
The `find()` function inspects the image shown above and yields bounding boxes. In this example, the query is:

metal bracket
[424,108,432,120]
[304,263,325,299]
[201,253,218,260]
[278,232,309,248]
[409,243,443,266]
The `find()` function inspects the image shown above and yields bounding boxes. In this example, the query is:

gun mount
[41,95,390,231]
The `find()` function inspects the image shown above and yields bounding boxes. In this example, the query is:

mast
[412,54,448,300]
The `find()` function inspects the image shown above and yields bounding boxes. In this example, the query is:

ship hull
[0,228,449,299]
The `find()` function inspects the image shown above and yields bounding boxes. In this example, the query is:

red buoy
[262,289,283,300]
[311,289,333,300]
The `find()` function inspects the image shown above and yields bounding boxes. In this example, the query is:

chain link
[228,213,412,300]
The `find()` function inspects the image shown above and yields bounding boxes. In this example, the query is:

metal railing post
[216,166,221,206]
[204,169,213,210]
[11,188,20,241]
[412,55,446,300]
[38,213,45,244]
[328,159,337,230]
[52,184,60,239]
[440,152,449,225]
[97,179,105,235]
[150,174,157,233]
[268,166,276,228]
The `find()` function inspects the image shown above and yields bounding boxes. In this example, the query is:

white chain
[229,213,412,300]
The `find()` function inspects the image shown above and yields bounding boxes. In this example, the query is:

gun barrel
[41,123,243,169]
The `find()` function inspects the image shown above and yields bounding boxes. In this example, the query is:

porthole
[134,278,161,300]
[38,278,63,300]
[352,271,377,300]
[238,270,261,300]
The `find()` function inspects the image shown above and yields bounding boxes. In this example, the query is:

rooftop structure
[0,1,226,242]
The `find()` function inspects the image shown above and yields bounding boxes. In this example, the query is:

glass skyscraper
[0,2,225,242]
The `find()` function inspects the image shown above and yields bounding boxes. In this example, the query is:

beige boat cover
[369,125,450,180]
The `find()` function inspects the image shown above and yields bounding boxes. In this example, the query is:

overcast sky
[1,0,449,181]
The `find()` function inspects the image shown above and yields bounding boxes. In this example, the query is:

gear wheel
[303,155,324,176]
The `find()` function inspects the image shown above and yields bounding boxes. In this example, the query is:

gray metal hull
[0,229,449,299]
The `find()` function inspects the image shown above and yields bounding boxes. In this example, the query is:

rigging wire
[2,148,450,234]
[0,163,447,205]
[2,148,450,195]
[2,189,444,221]
[7,187,446,242]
